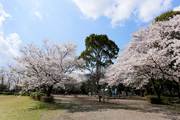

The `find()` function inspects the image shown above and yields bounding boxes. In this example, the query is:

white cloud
[72,0,172,27]
[137,0,172,22]
[72,0,115,19]
[32,10,43,20]
[173,6,180,11]
[0,4,11,27]
[0,33,21,66]
[36,2,40,7]
[0,33,21,57]
[0,4,21,66]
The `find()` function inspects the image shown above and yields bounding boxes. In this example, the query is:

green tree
[155,10,180,22]
[79,34,119,92]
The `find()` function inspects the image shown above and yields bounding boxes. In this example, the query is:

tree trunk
[109,89,112,97]
[177,88,180,102]
[99,96,102,102]
[47,86,53,97]
[170,89,173,98]
[151,78,161,99]
[0,77,4,93]
[167,87,173,98]
[140,88,144,97]
[178,79,180,102]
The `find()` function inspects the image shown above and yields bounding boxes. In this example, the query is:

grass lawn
[0,95,48,120]
[0,95,79,120]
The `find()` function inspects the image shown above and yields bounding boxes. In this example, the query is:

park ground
[0,95,180,120]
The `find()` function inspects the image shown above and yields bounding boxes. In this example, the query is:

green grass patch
[0,95,47,120]
[0,95,79,120]
[29,102,50,110]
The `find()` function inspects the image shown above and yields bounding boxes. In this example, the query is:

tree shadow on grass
[28,102,50,110]
[29,102,80,110]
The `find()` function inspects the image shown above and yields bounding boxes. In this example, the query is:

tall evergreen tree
[79,34,119,92]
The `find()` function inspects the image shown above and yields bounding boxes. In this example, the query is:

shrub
[40,96,53,103]
[30,92,36,99]
[36,93,47,101]
[1,92,14,95]
[147,95,162,104]
[14,92,29,96]
[21,92,29,96]
[30,92,47,101]
[161,96,174,105]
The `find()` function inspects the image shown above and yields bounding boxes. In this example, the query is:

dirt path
[50,95,180,120]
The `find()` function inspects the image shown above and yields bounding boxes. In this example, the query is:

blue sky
[0,0,180,66]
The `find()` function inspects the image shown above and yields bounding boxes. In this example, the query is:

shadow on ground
[52,95,180,120]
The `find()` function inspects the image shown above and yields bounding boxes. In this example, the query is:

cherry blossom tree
[100,14,180,99]
[0,66,21,92]
[0,67,7,93]
[14,39,84,96]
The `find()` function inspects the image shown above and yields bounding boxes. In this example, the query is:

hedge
[30,92,47,101]
[147,95,162,104]
[0,92,14,95]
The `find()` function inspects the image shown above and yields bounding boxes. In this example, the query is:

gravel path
[55,109,169,120]
[50,95,180,120]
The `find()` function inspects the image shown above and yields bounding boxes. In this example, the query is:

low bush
[30,92,47,101]
[147,95,162,104]
[161,96,174,105]
[21,92,29,96]
[147,95,179,105]
[14,92,29,96]
[1,92,14,95]
[36,93,47,101]
[30,92,36,99]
